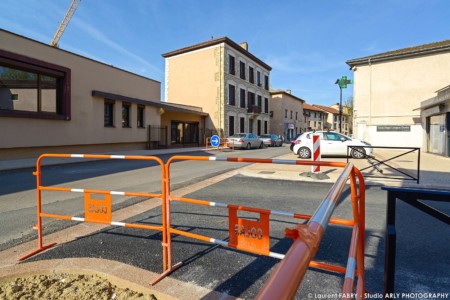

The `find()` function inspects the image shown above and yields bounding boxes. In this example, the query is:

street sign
[211,135,221,147]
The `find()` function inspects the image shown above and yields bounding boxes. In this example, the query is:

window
[228,84,235,105]
[249,66,254,84]
[229,116,235,136]
[257,71,261,87]
[104,100,114,127]
[285,109,288,118]
[264,75,269,90]
[249,119,253,133]
[296,112,298,120]
[257,120,261,136]
[290,110,293,119]
[239,61,246,80]
[137,105,145,128]
[122,102,131,127]
[264,121,268,134]
[257,95,262,109]
[247,92,255,108]
[240,117,245,132]
[240,88,246,108]
[228,55,235,75]
[264,97,268,113]
[0,49,70,120]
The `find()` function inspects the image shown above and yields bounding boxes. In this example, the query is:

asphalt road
[24,174,450,299]
[0,146,288,250]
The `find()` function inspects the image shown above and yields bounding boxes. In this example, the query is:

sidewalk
[0,147,208,172]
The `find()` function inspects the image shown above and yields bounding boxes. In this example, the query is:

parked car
[290,133,302,151]
[227,133,264,149]
[259,134,283,147]
[292,131,373,159]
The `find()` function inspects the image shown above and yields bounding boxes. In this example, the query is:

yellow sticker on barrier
[228,205,270,256]
[84,192,112,223]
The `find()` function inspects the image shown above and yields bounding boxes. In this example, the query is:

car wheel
[297,147,311,159]
[246,143,251,150]
[259,142,264,149]
[351,147,366,159]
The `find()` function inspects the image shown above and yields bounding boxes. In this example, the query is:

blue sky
[1,0,449,106]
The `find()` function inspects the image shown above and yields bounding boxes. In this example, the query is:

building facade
[163,37,271,138]
[303,103,327,131]
[347,39,450,155]
[312,104,350,136]
[270,89,306,141]
[0,29,163,159]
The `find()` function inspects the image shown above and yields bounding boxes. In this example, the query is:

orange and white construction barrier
[19,153,170,284]
[312,133,321,173]
[21,153,366,298]
[154,155,366,299]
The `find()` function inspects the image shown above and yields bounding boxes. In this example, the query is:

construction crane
[50,0,81,47]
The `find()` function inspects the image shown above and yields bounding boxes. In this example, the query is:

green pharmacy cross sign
[338,76,353,89]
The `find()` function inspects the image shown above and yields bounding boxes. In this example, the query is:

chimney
[286,89,292,94]
[240,42,248,51]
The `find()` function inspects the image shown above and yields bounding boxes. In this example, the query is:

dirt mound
[0,273,157,300]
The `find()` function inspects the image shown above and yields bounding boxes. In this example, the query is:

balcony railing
[247,105,262,114]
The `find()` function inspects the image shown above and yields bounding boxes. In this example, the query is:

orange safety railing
[153,155,366,298]
[19,153,170,284]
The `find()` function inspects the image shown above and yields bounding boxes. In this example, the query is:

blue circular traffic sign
[211,135,221,147]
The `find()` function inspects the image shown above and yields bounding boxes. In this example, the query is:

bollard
[312,134,321,173]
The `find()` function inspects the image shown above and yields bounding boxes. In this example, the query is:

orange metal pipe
[309,261,347,275]
[342,225,360,295]
[40,213,73,221]
[170,228,212,243]
[169,196,212,206]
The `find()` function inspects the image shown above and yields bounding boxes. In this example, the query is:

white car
[292,131,373,159]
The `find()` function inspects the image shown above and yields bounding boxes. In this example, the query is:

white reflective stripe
[110,155,126,159]
[310,198,335,230]
[210,238,228,246]
[111,221,126,227]
[72,217,84,222]
[71,154,84,158]
[210,202,227,208]
[71,188,84,193]
[271,210,294,218]
[110,191,125,195]
[209,157,217,161]
[345,257,357,279]
[269,252,285,260]
[272,159,296,165]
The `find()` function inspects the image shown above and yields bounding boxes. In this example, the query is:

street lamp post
[335,76,352,134]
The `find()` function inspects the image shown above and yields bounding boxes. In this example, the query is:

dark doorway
[171,121,199,146]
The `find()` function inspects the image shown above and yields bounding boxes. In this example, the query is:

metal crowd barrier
[21,153,367,297]
[19,153,170,283]
[156,155,366,299]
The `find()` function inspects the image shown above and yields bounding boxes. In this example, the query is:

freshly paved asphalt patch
[25,175,449,299]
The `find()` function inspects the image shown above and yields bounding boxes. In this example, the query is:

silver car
[227,133,264,150]
[259,134,283,147]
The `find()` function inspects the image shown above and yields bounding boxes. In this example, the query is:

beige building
[330,104,353,135]
[303,103,327,131]
[163,37,271,137]
[0,29,206,159]
[313,104,351,136]
[270,89,306,140]
[347,39,450,156]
